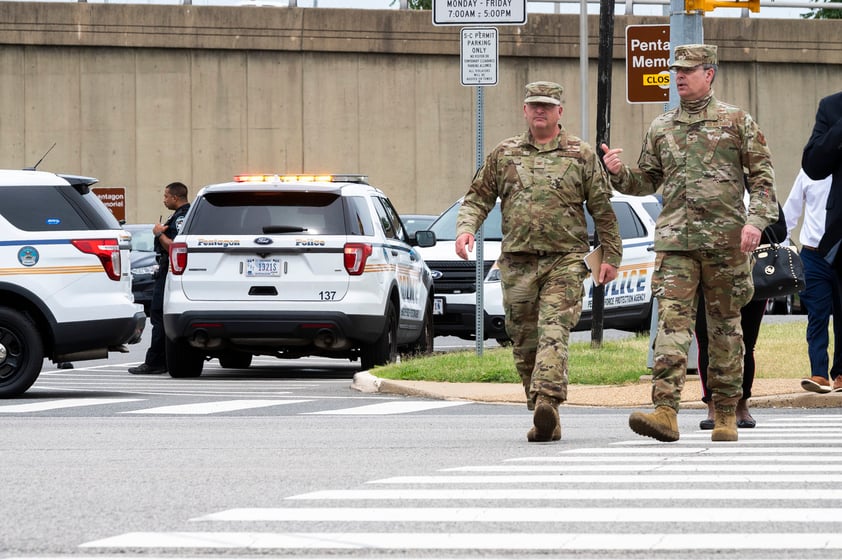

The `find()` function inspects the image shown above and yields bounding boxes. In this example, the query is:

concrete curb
[352,372,842,409]
[349,371,382,393]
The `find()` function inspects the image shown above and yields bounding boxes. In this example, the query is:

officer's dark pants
[144,270,167,368]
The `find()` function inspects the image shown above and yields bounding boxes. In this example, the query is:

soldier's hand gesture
[601,143,624,175]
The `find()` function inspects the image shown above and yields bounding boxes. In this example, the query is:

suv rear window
[184,191,374,236]
[0,185,119,231]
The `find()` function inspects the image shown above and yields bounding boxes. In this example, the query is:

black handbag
[750,230,806,301]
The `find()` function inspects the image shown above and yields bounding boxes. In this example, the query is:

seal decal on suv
[17,246,39,266]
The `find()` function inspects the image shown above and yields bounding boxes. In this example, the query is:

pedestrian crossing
[0,396,470,416]
[78,414,842,556]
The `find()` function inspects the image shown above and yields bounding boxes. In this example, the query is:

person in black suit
[802,91,842,278]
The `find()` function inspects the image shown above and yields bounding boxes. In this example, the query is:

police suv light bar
[233,174,369,184]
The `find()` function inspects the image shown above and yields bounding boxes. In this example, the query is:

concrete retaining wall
[0,3,839,221]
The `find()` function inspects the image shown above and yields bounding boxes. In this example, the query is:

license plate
[245,258,280,277]
[433,296,445,315]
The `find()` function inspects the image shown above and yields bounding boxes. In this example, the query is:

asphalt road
[4,314,835,560]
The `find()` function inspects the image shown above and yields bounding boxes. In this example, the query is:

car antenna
[25,142,57,171]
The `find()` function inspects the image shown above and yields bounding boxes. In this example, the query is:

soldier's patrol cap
[669,44,718,69]
[523,81,563,105]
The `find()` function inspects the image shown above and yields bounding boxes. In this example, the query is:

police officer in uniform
[455,81,622,442]
[602,44,778,442]
[129,182,190,375]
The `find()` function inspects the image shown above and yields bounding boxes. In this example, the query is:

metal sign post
[435,1,526,356]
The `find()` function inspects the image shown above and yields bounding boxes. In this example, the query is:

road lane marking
[370,474,832,483]
[79,531,842,550]
[193,506,842,523]
[0,398,142,413]
[304,401,469,415]
[122,399,311,415]
[284,488,842,500]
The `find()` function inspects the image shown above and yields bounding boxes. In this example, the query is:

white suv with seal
[162,174,437,377]
[418,192,662,343]
[0,169,146,397]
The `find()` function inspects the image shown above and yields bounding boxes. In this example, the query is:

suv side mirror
[414,230,436,247]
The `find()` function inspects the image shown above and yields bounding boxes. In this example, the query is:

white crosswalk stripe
[304,401,469,415]
[0,398,143,413]
[121,399,313,415]
[79,531,842,551]
[78,415,842,555]
[0,397,471,416]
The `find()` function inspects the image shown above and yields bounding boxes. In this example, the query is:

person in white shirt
[783,169,842,393]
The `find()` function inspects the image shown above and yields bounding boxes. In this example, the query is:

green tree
[802,0,842,19]
[391,0,432,9]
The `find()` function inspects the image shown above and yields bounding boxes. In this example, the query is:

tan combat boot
[527,395,561,442]
[628,406,679,442]
[711,408,738,441]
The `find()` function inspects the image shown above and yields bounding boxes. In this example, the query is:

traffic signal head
[685,0,760,12]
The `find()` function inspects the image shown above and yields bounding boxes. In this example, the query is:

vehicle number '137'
[319,291,337,300]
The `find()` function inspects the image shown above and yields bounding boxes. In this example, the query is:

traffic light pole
[647,2,704,369]
[668,1,704,111]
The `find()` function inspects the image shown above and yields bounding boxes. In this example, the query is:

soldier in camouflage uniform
[601,44,778,442]
[455,81,622,442]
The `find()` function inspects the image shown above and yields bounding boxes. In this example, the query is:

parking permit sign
[433,0,527,26]
[625,24,671,104]
[461,27,498,86]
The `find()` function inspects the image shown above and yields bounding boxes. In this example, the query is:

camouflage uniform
[610,45,778,412]
[457,82,622,406]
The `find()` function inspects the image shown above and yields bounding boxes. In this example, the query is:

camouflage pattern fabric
[457,127,622,267]
[456,125,621,405]
[650,249,752,411]
[497,251,588,403]
[609,97,778,250]
[610,96,778,411]
[670,44,718,69]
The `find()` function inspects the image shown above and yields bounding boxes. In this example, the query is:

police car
[418,192,662,343]
[162,173,437,377]
[0,169,146,397]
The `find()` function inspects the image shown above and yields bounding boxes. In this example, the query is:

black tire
[0,308,44,398]
[360,300,398,370]
[404,299,434,357]
[219,351,252,369]
[165,337,205,378]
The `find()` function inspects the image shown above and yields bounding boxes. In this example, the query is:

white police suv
[418,192,662,343]
[0,169,146,397]
[162,174,436,377]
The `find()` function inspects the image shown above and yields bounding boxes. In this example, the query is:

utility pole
[592,0,615,348]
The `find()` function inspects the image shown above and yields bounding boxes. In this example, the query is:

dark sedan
[123,224,157,316]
